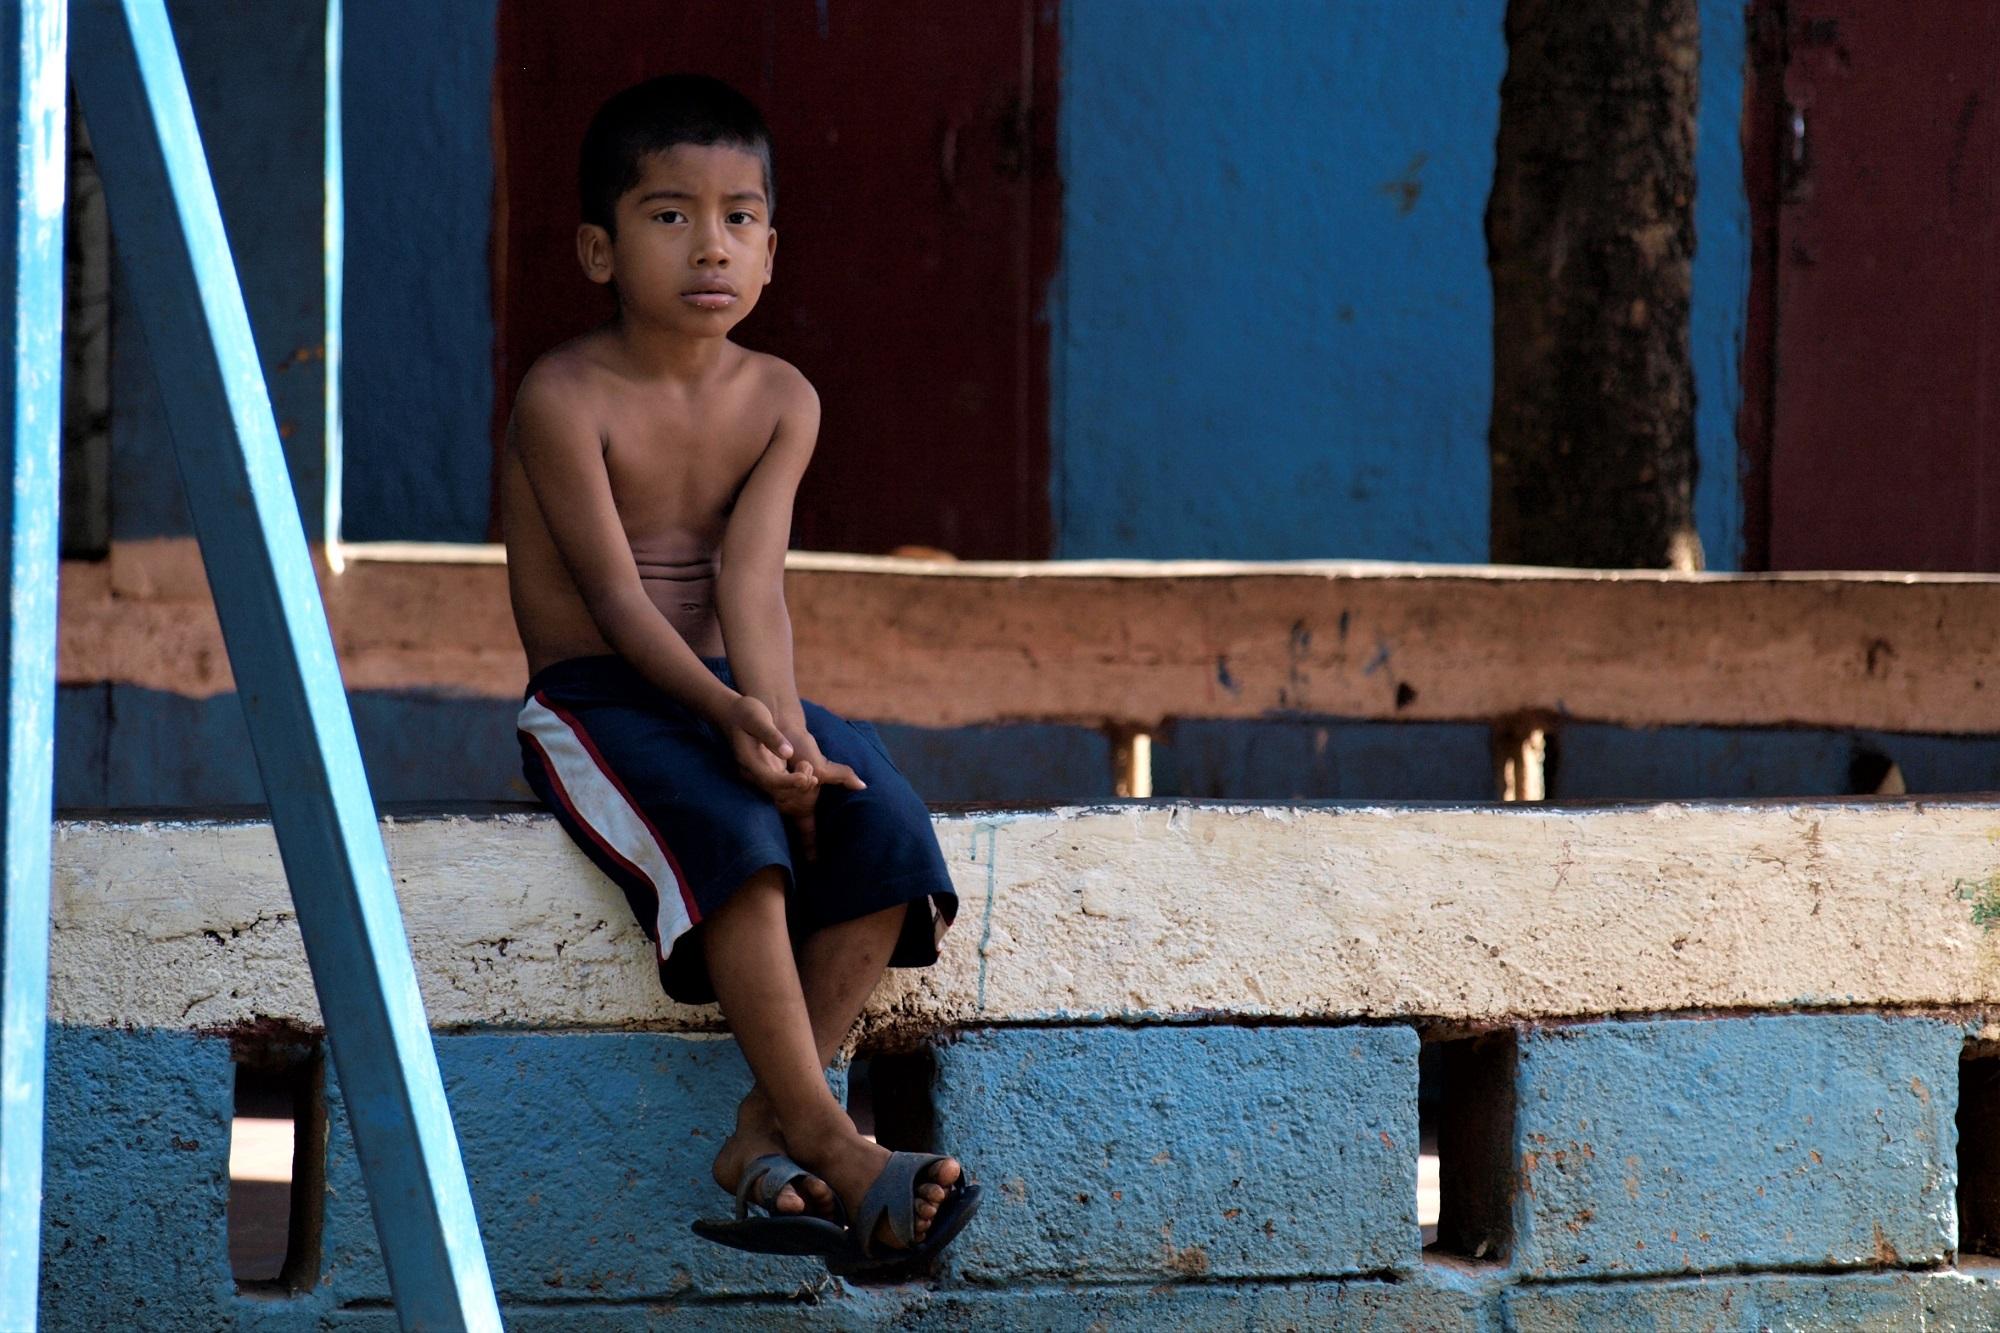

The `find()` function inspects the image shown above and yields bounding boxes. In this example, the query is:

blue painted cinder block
[1507,1270,2000,1332]
[54,685,528,810]
[317,1033,844,1304]
[40,1026,235,1332]
[868,722,1115,804]
[929,1026,1421,1282]
[1513,1015,1961,1279]
[1554,724,2000,801]
[1154,718,1495,801]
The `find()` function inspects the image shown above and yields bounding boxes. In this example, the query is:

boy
[502,74,978,1274]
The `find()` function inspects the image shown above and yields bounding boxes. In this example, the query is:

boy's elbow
[581,584,651,645]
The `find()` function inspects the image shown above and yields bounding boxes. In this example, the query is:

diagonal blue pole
[0,2,64,1328]
[68,3,498,1328]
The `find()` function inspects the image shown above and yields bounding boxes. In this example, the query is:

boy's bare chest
[600,407,774,544]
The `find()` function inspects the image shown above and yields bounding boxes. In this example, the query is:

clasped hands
[721,694,865,861]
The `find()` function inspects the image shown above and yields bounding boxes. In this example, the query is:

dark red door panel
[495,1,1056,558]
[1770,2,2000,570]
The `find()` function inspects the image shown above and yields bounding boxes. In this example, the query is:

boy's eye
[653,210,685,224]
[727,211,756,225]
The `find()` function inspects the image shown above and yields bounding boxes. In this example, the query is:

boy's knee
[709,864,790,924]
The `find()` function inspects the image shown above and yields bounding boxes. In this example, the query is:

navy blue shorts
[517,655,957,1005]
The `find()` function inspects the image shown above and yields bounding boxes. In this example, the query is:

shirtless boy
[501,74,978,1275]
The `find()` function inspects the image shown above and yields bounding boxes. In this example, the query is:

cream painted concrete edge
[51,802,2000,1034]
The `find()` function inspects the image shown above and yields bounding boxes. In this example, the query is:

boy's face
[577,143,776,336]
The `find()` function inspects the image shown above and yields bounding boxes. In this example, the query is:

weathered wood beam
[56,540,2000,734]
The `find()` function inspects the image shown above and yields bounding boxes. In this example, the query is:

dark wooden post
[1488,0,1702,570]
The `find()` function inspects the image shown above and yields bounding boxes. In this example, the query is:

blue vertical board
[1693,0,1748,569]
[0,2,63,1325]
[323,0,343,549]
[104,0,332,544]
[1053,0,1504,560]
[68,2,499,1328]
[339,0,495,542]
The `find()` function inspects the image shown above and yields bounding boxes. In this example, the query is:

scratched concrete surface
[48,801,2000,1033]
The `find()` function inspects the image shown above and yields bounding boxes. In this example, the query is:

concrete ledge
[57,538,2000,731]
[50,801,2000,1033]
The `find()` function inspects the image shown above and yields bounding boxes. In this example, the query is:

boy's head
[579,74,774,234]
[576,75,779,334]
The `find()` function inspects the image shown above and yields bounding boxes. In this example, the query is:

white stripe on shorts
[518,693,693,956]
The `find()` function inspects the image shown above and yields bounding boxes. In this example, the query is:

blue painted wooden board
[67,2,497,1327]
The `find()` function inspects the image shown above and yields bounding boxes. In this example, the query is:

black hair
[579,75,775,233]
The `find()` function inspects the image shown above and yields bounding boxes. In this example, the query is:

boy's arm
[715,370,818,738]
[513,367,801,781]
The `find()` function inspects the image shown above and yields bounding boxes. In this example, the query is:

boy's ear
[763,227,776,285]
[576,224,614,285]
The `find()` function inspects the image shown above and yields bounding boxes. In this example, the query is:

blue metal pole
[68,3,497,1328]
[0,2,65,1327]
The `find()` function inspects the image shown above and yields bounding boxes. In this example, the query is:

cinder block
[321,1033,842,1304]
[1513,1015,1960,1278]
[1507,1269,2000,1332]
[929,1025,1420,1282]
[40,1026,236,1333]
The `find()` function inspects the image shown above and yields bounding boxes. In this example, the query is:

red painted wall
[493,1,1057,557]
[1761,1,2000,571]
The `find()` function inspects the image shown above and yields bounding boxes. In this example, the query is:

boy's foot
[799,1131,962,1251]
[712,1099,839,1218]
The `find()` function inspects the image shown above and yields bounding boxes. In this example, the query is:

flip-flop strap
[853,1151,943,1258]
[735,1153,808,1220]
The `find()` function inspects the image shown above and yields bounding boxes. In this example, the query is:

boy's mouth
[681,281,738,310]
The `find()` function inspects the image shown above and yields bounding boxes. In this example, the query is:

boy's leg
[704,875,957,1244]
[716,902,905,1212]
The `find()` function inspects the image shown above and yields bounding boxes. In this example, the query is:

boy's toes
[910,1158,962,1239]
[797,1173,840,1218]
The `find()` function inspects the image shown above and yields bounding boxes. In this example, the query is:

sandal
[691,1152,848,1256]
[825,1151,983,1280]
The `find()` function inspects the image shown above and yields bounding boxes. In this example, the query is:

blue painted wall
[1052,0,1748,566]
[1051,0,1504,561]
[1693,0,1749,570]
[340,0,497,543]
[109,0,329,542]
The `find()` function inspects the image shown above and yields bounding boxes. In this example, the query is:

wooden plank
[0,4,64,1324]
[45,801,2000,1034]
[67,4,497,1327]
[54,541,2000,734]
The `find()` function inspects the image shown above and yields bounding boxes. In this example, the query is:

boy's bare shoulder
[736,347,819,420]
[509,333,624,440]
